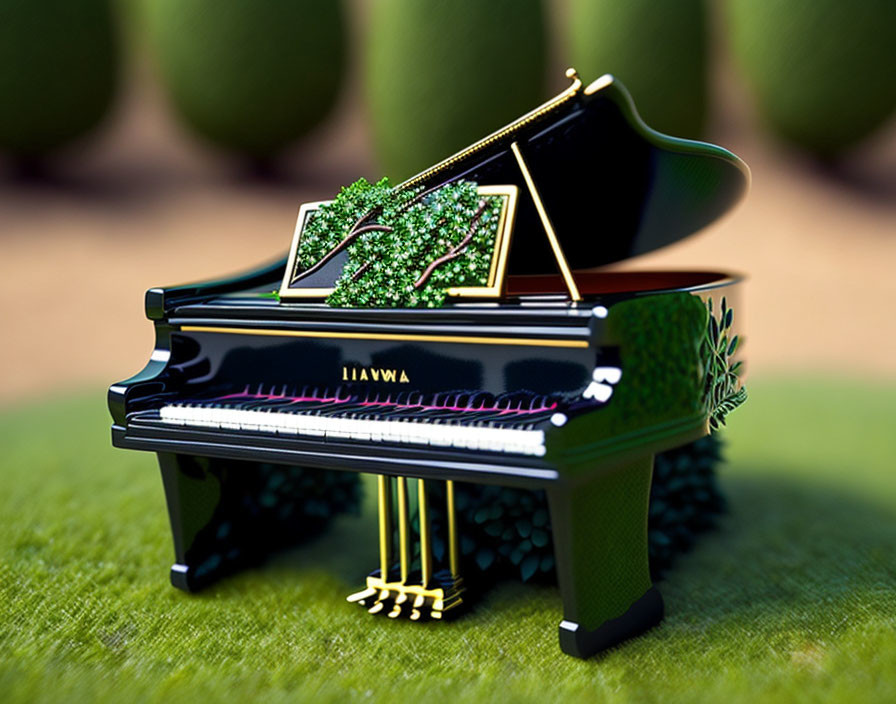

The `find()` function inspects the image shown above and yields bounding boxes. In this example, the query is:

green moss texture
[568,0,708,139]
[0,0,118,156]
[365,0,547,181]
[728,0,896,156]
[558,292,707,459]
[145,0,346,157]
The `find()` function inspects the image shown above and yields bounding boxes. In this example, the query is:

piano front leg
[157,453,358,592]
[158,452,241,592]
[547,455,664,659]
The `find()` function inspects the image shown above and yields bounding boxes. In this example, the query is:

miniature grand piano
[109,70,749,659]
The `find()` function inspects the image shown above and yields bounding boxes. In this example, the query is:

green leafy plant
[293,177,504,308]
[704,297,747,431]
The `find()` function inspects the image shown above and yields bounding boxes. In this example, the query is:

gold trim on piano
[178,325,589,348]
[279,199,332,297]
[399,68,585,191]
[279,185,518,301]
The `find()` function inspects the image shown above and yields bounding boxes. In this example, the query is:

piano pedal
[412,593,426,609]
[345,586,377,605]
[347,569,465,622]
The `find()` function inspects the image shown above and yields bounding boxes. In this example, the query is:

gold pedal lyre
[346,476,464,621]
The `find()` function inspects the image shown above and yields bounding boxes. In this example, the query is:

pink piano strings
[215,385,558,416]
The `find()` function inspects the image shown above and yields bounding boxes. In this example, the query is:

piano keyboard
[158,386,562,457]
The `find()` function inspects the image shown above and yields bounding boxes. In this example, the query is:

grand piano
[108,70,749,659]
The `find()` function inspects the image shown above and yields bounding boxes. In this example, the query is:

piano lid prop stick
[397,476,411,586]
[446,480,460,579]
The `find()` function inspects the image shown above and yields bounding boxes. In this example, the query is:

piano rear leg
[157,452,359,592]
[547,455,664,659]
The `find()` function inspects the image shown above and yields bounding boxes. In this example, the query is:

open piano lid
[401,70,750,275]
[280,70,749,301]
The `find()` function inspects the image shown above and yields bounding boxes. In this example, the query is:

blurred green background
[0,0,894,701]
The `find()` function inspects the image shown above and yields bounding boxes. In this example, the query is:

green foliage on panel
[291,177,504,308]
[145,0,346,157]
[538,293,707,466]
[727,0,896,156]
[704,296,747,430]
[608,293,708,426]
[365,0,547,181]
[585,293,708,448]
[0,0,119,156]
[568,0,708,139]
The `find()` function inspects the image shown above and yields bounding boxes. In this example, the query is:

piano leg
[547,455,664,659]
[158,452,231,592]
[157,452,358,592]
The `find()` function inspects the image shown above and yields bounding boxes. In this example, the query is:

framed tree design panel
[279,181,518,307]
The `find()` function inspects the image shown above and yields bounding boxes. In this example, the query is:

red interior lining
[505,271,733,296]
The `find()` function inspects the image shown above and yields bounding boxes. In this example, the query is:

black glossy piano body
[109,72,749,659]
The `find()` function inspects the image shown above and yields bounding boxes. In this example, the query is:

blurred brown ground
[1,39,894,406]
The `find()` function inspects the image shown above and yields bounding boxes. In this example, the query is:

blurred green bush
[0,0,119,158]
[2,0,892,168]
[728,0,896,157]
[144,0,346,158]
[364,0,547,182]
[568,0,708,139]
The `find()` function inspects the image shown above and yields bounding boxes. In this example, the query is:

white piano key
[158,404,548,457]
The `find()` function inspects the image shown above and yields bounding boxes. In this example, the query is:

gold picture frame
[278,185,519,300]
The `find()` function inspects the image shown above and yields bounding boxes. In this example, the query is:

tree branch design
[287,177,503,308]
[292,221,391,284]
[414,200,488,289]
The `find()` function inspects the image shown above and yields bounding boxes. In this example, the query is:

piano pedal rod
[347,475,465,620]
[377,474,393,581]
[418,478,432,587]
[397,476,411,585]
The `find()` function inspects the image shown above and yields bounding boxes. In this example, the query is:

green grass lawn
[1,377,894,703]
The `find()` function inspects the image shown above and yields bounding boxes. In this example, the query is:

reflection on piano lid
[108,69,749,659]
